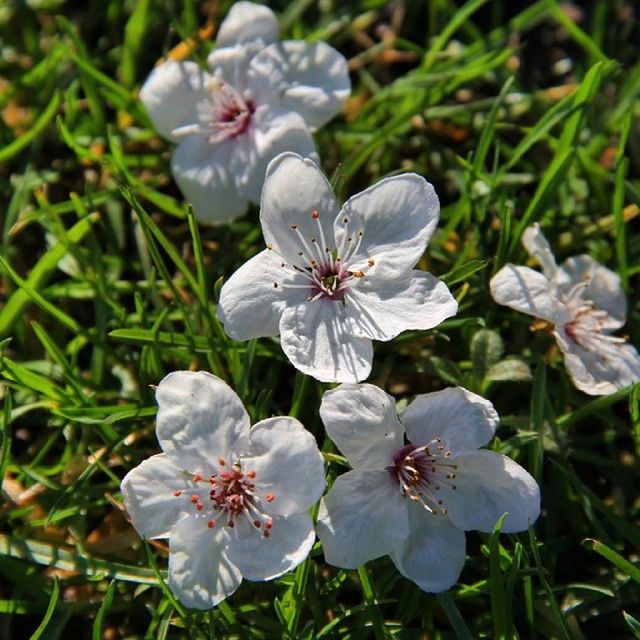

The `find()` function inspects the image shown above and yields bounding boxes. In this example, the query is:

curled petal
[320,383,404,469]
[443,450,540,533]
[242,417,325,516]
[215,1,278,48]
[336,174,439,280]
[389,503,466,593]
[279,301,373,383]
[227,512,315,581]
[317,469,409,568]
[401,387,498,454]
[522,223,557,279]
[156,371,250,473]
[120,454,190,540]
[490,264,569,324]
[168,517,242,609]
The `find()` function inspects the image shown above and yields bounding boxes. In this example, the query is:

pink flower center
[387,439,458,515]
[174,458,275,536]
[209,81,254,143]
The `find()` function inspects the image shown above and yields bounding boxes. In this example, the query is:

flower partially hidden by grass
[120,371,325,609]
[490,223,640,395]
[140,1,350,225]
[217,152,458,383]
[316,384,540,592]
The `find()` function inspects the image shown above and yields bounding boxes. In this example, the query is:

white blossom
[139,1,350,225]
[217,152,458,383]
[316,384,540,593]
[120,371,325,609]
[490,223,640,395]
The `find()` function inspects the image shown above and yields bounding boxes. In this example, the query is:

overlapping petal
[156,371,250,472]
[522,223,557,278]
[317,469,409,568]
[214,1,278,48]
[320,383,404,469]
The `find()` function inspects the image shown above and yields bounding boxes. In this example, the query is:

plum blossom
[140,1,350,224]
[120,371,325,609]
[316,384,540,592]
[217,153,458,383]
[490,223,640,395]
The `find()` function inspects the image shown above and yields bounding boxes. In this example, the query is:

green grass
[1,0,640,638]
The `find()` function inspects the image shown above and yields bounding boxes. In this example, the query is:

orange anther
[311,210,319,219]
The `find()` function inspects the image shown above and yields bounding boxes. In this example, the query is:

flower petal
[320,383,404,469]
[443,450,540,533]
[120,454,190,539]
[156,371,250,472]
[207,45,254,93]
[335,174,438,280]
[236,111,317,203]
[260,153,339,266]
[279,301,373,383]
[401,387,498,454]
[241,417,325,516]
[490,264,569,324]
[226,512,315,581]
[556,255,627,328]
[250,41,350,129]
[522,223,557,279]
[556,331,640,396]
[389,503,466,593]
[317,469,409,568]
[171,136,249,225]
[215,1,278,48]
[217,249,302,340]
[168,517,242,609]
[345,271,458,341]
[140,60,208,140]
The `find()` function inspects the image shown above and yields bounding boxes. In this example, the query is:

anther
[196,503,204,511]
[173,490,183,497]
[266,243,273,250]
[291,224,298,230]
[311,210,319,219]
[190,495,199,503]
[246,470,256,478]
[273,283,278,288]
[367,258,375,266]
[193,473,202,482]
[218,457,226,466]
[208,520,216,528]
[266,493,275,502]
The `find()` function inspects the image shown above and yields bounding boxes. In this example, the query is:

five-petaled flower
[120,370,325,609]
[217,152,458,383]
[316,384,540,592]
[140,1,350,225]
[490,223,640,395]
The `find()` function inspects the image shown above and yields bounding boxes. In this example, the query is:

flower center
[386,439,458,515]
[270,210,375,303]
[174,458,275,536]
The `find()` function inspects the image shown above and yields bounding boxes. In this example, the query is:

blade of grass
[28,578,60,640]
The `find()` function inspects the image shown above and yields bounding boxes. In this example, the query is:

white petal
[226,512,315,581]
[237,111,317,203]
[556,332,640,396]
[171,136,249,225]
[207,45,253,93]
[140,60,208,141]
[490,264,569,324]
[250,41,350,129]
[317,469,409,569]
[260,153,339,266]
[401,387,498,454]
[443,450,540,533]
[345,271,458,341]
[217,249,303,340]
[242,417,325,516]
[168,517,242,609]
[389,503,466,593]
[215,2,278,48]
[522,223,557,279]
[120,454,190,539]
[320,383,404,469]
[335,174,439,280]
[556,255,627,328]
[156,371,250,473]
[279,301,373,383]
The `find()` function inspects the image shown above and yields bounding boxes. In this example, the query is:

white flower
[217,153,458,383]
[120,371,325,609]
[490,223,640,395]
[316,384,540,593]
[140,1,350,225]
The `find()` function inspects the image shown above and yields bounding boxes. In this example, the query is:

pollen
[367,258,375,266]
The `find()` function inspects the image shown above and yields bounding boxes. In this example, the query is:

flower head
[217,153,458,383]
[120,371,325,609]
[490,223,640,395]
[316,384,540,593]
[140,2,350,225]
